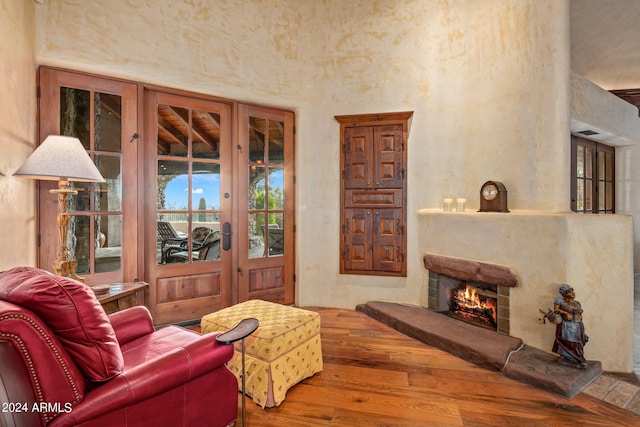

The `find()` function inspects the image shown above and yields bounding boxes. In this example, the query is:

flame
[453,284,497,324]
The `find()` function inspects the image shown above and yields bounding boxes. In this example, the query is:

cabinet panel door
[373,209,403,273]
[374,125,404,189]
[344,126,373,189]
[343,209,373,271]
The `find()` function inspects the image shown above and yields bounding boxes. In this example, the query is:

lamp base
[53,258,84,283]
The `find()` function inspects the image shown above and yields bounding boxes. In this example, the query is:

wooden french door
[145,91,233,324]
[236,104,295,304]
[39,68,295,324]
[146,97,295,323]
[37,68,140,285]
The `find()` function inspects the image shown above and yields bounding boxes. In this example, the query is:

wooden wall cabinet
[336,112,412,277]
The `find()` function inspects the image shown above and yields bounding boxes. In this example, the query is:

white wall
[32,0,636,371]
[0,1,37,271]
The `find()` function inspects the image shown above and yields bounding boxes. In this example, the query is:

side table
[96,282,149,314]
[216,318,259,427]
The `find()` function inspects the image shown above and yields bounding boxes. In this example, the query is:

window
[571,135,615,213]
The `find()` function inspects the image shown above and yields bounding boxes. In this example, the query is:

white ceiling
[571,0,640,90]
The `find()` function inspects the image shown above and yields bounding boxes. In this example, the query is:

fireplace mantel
[423,253,519,287]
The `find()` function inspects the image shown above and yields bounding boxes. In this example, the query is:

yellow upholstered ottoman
[201,299,323,408]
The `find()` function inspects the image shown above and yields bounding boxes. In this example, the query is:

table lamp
[14,135,105,282]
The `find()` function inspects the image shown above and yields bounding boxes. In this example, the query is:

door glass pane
[193,110,221,160]
[60,87,90,149]
[95,93,122,152]
[192,220,221,263]
[267,215,284,257]
[269,120,284,164]
[268,167,284,208]
[157,213,188,264]
[249,167,266,210]
[192,162,221,210]
[96,154,121,211]
[249,213,266,259]
[157,105,188,157]
[59,86,124,276]
[95,215,122,273]
[158,160,189,210]
[599,151,605,180]
[70,215,91,274]
[249,117,266,163]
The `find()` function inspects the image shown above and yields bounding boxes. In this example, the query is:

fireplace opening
[448,282,498,330]
[425,253,516,335]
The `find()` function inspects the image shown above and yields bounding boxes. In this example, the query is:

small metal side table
[216,318,259,427]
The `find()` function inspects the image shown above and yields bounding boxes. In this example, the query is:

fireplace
[450,282,498,329]
[424,253,518,335]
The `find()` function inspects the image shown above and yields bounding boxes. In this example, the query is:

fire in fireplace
[449,283,498,330]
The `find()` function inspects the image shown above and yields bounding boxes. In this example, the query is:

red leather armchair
[0,267,238,427]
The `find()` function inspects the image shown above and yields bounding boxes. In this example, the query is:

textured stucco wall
[32,0,634,371]
[0,1,37,271]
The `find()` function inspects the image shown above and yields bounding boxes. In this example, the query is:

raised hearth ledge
[357,301,602,398]
[424,253,519,287]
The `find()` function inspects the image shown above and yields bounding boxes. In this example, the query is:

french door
[146,95,295,324]
[236,104,295,304]
[38,68,295,324]
[37,68,140,285]
[145,91,234,324]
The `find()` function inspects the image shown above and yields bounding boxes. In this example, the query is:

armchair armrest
[108,306,155,346]
[51,333,234,426]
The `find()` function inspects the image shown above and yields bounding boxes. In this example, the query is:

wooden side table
[96,282,148,314]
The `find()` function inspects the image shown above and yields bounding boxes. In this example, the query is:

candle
[443,198,453,212]
[456,198,466,212]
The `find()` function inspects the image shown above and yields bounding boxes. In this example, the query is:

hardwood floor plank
[222,307,640,426]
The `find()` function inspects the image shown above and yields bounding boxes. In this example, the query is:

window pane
[158,160,189,210]
[585,179,592,211]
[95,93,122,152]
[96,154,121,211]
[605,152,614,180]
[269,119,284,164]
[193,110,221,160]
[95,215,122,273]
[157,105,188,157]
[576,179,584,211]
[599,181,605,211]
[606,182,613,211]
[585,147,593,179]
[576,146,584,178]
[599,152,605,180]
[60,87,90,149]
[192,162,221,210]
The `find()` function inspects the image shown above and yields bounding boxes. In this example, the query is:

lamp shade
[14,135,105,182]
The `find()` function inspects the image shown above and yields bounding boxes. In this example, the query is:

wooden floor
[226,307,639,427]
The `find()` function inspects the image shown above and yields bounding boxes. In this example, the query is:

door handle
[222,222,231,251]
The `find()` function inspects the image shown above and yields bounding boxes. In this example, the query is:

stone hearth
[356,301,602,398]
